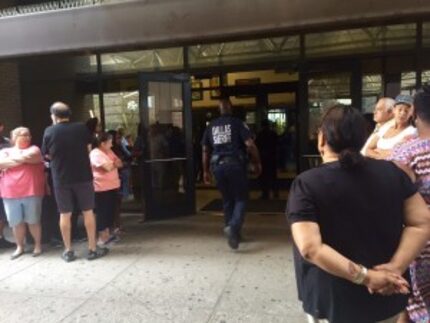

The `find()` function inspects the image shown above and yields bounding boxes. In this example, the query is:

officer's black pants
[213,162,248,235]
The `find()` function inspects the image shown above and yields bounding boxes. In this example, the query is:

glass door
[138,73,195,218]
[302,72,352,170]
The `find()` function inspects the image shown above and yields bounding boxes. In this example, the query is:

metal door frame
[138,72,195,218]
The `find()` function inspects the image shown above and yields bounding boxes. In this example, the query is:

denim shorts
[3,196,43,227]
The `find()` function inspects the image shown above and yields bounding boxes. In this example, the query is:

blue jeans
[212,162,248,235]
[119,167,131,198]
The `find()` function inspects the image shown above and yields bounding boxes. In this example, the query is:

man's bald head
[50,102,71,120]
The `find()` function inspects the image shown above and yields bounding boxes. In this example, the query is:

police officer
[202,98,261,250]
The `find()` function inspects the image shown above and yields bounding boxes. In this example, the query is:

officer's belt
[217,156,241,165]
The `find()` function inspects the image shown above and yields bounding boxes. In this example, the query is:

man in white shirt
[361,97,395,156]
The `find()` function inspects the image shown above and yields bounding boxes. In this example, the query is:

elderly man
[361,97,395,156]
[42,102,108,262]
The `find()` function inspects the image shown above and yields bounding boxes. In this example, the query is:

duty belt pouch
[210,155,222,170]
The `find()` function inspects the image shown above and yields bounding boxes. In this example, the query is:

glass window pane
[188,36,300,68]
[308,73,351,140]
[423,22,430,47]
[95,91,140,137]
[362,74,382,113]
[306,24,416,57]
[422,70,430,85]
[101,47,184,74]
[401,72,416,95]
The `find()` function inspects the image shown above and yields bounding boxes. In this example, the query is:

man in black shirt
[42,102,108,262]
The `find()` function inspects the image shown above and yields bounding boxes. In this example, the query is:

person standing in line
[389,86,430,323]
[107,130,127,235]
[202,98,262,250]
[361,97,395,155]
[287,106,430,323]
[0,122,15,249]
[86,117,102,149]
[90,132,122,245]
[42,102,108,262]
[365,95,416,159]
[116,127,132,200]
[255,119,279,199]
[0,127,45,259]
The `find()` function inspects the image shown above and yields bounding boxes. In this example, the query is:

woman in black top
[287,106,430,323]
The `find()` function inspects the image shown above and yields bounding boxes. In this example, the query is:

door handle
[144,157,187,163]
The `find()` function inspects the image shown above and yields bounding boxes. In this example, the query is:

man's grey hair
[379,97,396,112]
[50,101,71,119]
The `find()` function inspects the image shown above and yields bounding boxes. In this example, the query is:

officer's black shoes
[228,235,240,250]
[224,226,243,243]
[224,226,239,250]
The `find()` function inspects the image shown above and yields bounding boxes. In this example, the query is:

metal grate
[0,0,122,18]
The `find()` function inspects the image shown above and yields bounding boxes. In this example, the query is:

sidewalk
[0,213,303,323]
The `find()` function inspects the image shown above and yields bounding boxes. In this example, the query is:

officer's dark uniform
[202,114,252,236]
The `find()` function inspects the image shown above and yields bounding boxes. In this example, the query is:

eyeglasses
[17,134,31,137]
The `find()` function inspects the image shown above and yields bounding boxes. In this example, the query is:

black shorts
[54,182,95,214]
[95,189,118,232]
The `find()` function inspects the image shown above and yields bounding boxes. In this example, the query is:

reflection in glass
[308,74,351,141]
[93,91,140,136]
[422,70,430,85]
[146,82,186,195]
[401,72,416,95]
[362,74,382,113]
[102,47,184,73]
[306,24,416,57]
[188,36,300,68]
[423,22,430,47]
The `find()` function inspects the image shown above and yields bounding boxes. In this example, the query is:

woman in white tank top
[365,95,417,160]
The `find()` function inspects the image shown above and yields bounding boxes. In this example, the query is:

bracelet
[352,265,368,285]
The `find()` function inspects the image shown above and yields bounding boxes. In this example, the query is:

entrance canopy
[0,0,430,58]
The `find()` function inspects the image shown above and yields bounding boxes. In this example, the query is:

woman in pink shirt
[90,132,122,245]
[0,127,45,259]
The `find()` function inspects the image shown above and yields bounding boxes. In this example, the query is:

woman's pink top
[90,148,120,192]
[0,146,45,199]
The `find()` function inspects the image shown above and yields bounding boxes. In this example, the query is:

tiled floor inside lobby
[0,191,303,323]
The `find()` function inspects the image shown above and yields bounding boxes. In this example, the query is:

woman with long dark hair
[287,106,430,323]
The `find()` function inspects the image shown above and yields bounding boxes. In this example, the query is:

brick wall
[0,61,23,134]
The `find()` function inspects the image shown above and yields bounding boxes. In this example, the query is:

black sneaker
[224,226,243,242]
[0,237,15,249]
[224,226,239,250]
[87,247,109,261]
[62,250,77,263]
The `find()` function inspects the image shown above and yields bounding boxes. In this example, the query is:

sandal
[32,250,43,257]
[10,250,24,260]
